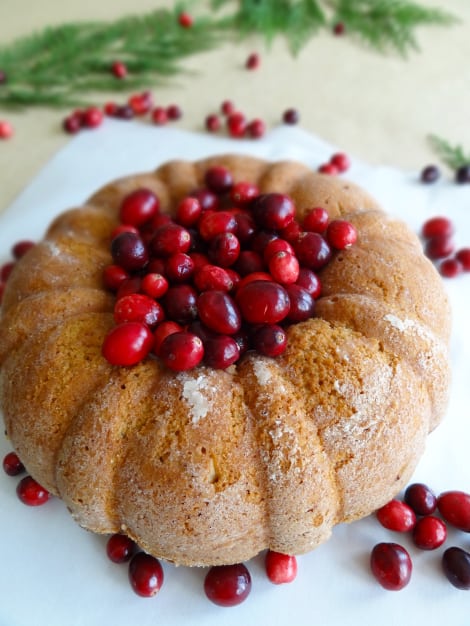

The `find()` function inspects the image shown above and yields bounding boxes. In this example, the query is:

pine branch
[330,0,458,56]
[428,134,470,170]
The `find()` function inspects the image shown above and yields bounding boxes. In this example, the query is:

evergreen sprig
[428,134,470,170]
[0,0,458,109]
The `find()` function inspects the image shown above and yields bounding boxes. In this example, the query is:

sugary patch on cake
[252,359,273,386]
[181,374,214,424]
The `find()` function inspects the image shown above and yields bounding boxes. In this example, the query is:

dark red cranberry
[326,220,357,249]
[248,118,266,138]
[102,322,154,366]
[151,107,168,125]
[252,324,287,357]
[404,483,437,516]
[16,476,50,506]
[456,248,470,270]
[221,100,235,116]
[303,207,329,233]
[233,211,256,243]
[12,240,35,259]
[282,108,299,124]
[236,280,290,324]
[128,552,164,597]
[203,335,240,369]
[234,250,266,276]
[442,547,470,589]
[421,216,453,239]
[279,220,302,242]
[175,196,202,227]
[167,104,182,120]
[1,262,15,281]
[236,271,272,292]
[120,188,160,226]
[114,105,135,120]
[208,232,241,267]
[199,211,237,241]
[63,114,82,134]
[230,181,260,205]
[420,165,441,183]
[197,291,241,335]
[370,543,412,591]
[204,166,233,194]
[194,264,234,292]
[189,252,210,272]
[113,293,164,327]
[376,500,416,532]
[296,268,321,298]
[425,235,455,260]
[106,533,136,563]
[285,284,315,322]
[151,223,191,257]
[437,490,470,531]
[412,516,447,550]
[265,551,298,584]
[245,52,260,69]
[318,163,339,175]
[227,112,247,138]
[3,451,25,476]
[293,232,332,269]
[205,114,221,133]
[204,563,252,607]
[455,164,470,184]
[111,232,149,272]
[116,276,142,300]
[250,230,279,255]
[440,258,463,278]
[162,285,198,324]
[330,152,350,173]
[165,252,195,282]
[252,193,295,230]
[153,321,183,356]
[111,60,127,78]
[159,331,204,371]
[232,329,250,355]
[333,21,345,35]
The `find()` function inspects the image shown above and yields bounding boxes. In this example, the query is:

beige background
[0,0,469,212]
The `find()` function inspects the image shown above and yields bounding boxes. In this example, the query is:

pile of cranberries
[101,165,357,372]
[421,216,470,278]
[371,483,470,591]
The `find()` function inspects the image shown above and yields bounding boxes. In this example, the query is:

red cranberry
[208,232,240,267]
[128,92,153,115]
[279,220,302,242]
[114,105,135,120]
[106,533,136,563]
[205,114,221,133]
[425,235,454,259]
[151,107,168,125]
[159,331,204,371]
[116,276,142,300]
[111,60,128,78]
[203,335,240,369]
[442,547,470,590]
[114,294,164,327]
[333,21,345,35]
[176,196,202,227]
[178,11,193,28]
[63,114,82,134]
[162,284,198,324]
[166,104,182,120]
[3,451,25,476]
[265,551,298,584]
[230,181,259,205]
[11,240,35,259]
[236,271,272,292]
[251,230,279,255]
[296,268,321,298]
[236,280,290,324]
[0,119,13,138]
[235,250,266,276]
[104,102,118,116]
[128,552,164,597]
[103,265,129,291]
[204,166,233,194]
[221,100,235,116]
[153,321,182,356]
[102,322,154,366]
[285,284,315,321]
[16,476,50,506]
[1,261,15,281]
[111,224,139,239]
[252,324,287,357]
[269,251,299,285]
[82,106,104,129]
[245,52,260,69]
[151,223,191,257]
[376,499,416,532]
[303,207,329,233]
[120,189,160,226]
[318,163,339,175]
[197,291,241,335]
[456,248,470,270]
[263,238,294,262]
[412,516,447,550]
[421,216,453,239]
[370,543,412,591]
[404,482,437,516]
[248,118,266,138]
[111,232,149,271]
[141,273,169,299]
[204,563,252,607]
[233,211,256,243]
[165,252,195,282]
[227,112,247,138]
[194,264,234,292]
[326,220,357,249]
[330,152,350,173]
[252,193,295,230]
[440,258,463,278]
[293,232,332,269]
[455,164,470,184]
[282,108,299,124]
[437,490,470,532]
[190,252,210,272]
[420,165,441,184]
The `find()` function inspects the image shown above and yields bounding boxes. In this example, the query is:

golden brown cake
[0,155,451,566]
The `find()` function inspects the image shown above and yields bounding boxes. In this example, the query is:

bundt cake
[0,155,451,567]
